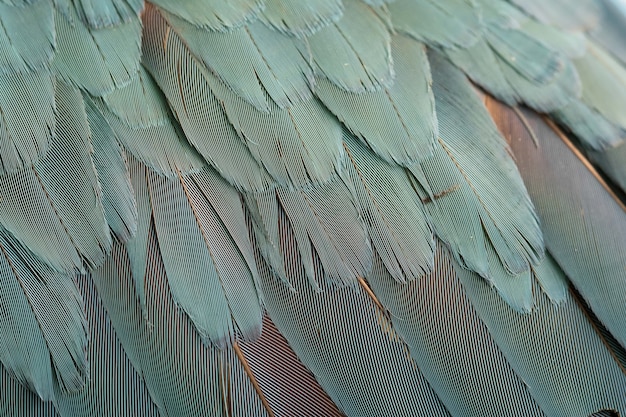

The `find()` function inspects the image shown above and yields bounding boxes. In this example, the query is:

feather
[53,274,158,416]
[84,95,137,242]
[260,0,343,37]
[1,364,58,417]
[0,0,54,73]
[0,231,87,399]
[0,70,54,174]
[389,0,482,49]
[316,35,436,166]
[96,68,206,177]
[343,132,434,282]
[52,2,141,96]
[65,0,143,28]
[414,52,543,294]
[93,234,271,416]
[142,6,276,191]
[486,98,626,349]
[305,0,393,93]
[253,206,451,417]
[366,244,545,417]
[509,0,602,31]
[157,8,313,110]
[149,0,263,30]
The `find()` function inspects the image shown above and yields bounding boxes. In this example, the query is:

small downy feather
[305,0,393,93]
[0,230,87,400]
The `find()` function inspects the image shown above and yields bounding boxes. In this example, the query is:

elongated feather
[157,8,313,110]
[487,99,626,349]
[239,315,345,417]
[247,170,372,288]
[0,70,54,174]
[84,96,137,241]
[316,35,436,166]
[0,231,87,399]
[260,0,343,37]
[305,0,393,93]
[142,6,275,191]
[93,234,270,417]
[37,81,111,268]
[343,133,434,282]
[509,0,602,30]
[65,0,143,28]
[414,52,542,293]
[367,245,545,417]
[1,364,58,417]
[253,207,451,417]
[53,274,158,416]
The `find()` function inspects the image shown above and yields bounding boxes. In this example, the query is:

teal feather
[0,70,54,174]
[414,52,543,288]
[489,103,626,350]
[142,6,275,191]
[66,0,143,28]
[0,231,87,399]
[37,81,111,268]
[1,364,58,417]
[52,3,141,95]
[247,170,372,287]
[389,0,482,49]
[53,274,158,416]
[316,35,436,166]
[149,0,263,30]
[84,96,137,242]
[509,0,602,31]
[148,171,236,346]
[93,235,270,417]
[0,0,54,73]
[260,0,343,37]
[305,0,393,93]
[158,9,314,110]
[366,245,545,417]
[96,72,206,177]
[343,132,434,282]
[253,209,451,417]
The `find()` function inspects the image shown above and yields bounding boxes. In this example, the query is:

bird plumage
[1,0,626,416]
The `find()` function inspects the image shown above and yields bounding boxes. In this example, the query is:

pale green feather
[260,0,343,37]
[149,0,263,30]
[316,35,436,166]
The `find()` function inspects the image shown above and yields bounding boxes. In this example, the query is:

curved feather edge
[486,97,626,349]
[249,204,452,417]
[149,0,263,30]
[1,364,58,417]
[260,0,343,37]
[93,234,270,417]
[366,244,545,417]
[0,231,87,400]
[411,52,543,303]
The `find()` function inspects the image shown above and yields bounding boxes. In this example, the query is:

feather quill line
[233,342,276,417]
[542,117,626,212]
